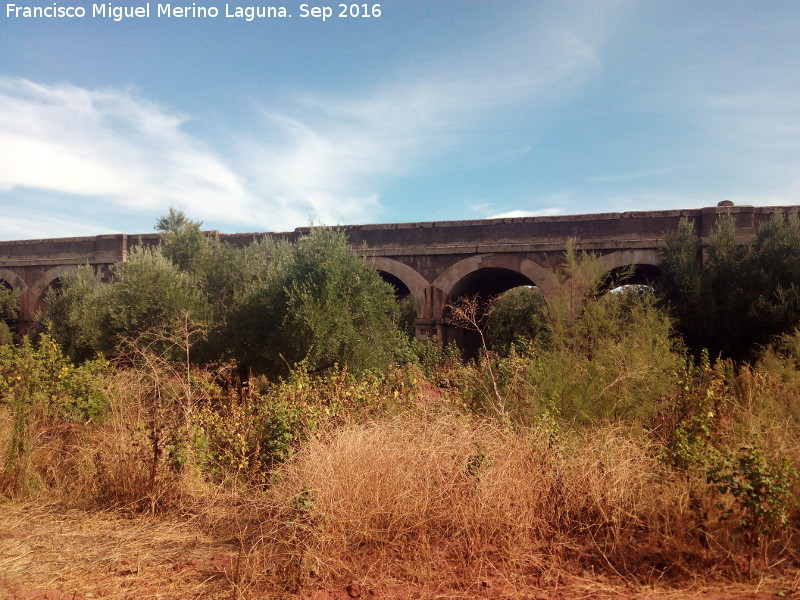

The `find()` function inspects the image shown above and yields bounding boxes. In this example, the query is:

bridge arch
[597,249,660,271]
[431,254,561,353]
[0,268,28,294]
[432,254,560,316]
[367,257,428,317]
[597,249,662,289]
[29,265,79,315]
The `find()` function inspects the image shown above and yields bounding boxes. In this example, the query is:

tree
[45,212,406,377]
[154,208,209,273]
[43,266,106,360]
[231,228,403,376]
[44,247,210,361]
[485,286,549,354]
[659,213,800,360]
[0,285,18,344]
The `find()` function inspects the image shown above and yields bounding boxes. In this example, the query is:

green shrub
[530,280,679,422]
[0,285,18,344]
[0,334,108,423]
[44,248,210,361]
[660,354,798,552]
[192,365,411,481]
[229,228,404,377]
[486,286,549,354]
[0,334,107,496]
[660,213,800,360]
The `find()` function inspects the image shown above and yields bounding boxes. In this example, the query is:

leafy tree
[46,210,405,376]
[155,207,209,273]
[43,266,107,360]
[0,285,19,345]
[104,247,210,350]
[285,228,404,373]
[660,213,800,360]
[219,236,294,372]
[44,247,210,360]
[232,228,403,376]
[485,286,549,354]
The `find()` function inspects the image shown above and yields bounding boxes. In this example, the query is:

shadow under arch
[0,268,28,295]
[433,254,556,356]
[30,265,79,318]
[432,254,560,312]
[367,256,429,318]
[597,249,662,291]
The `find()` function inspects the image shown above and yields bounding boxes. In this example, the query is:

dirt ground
[0,501,797,600]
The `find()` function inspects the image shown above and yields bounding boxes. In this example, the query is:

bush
[230,228,404,377]
[44,247,210,361]
[660,213,800,360]
[456,247,680,423]
[192,364,412,482]
[0,334,107,496]
[485,286,549,354]
[0,334,107,423]
[0,285,18,344]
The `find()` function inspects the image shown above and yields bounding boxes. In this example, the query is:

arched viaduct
[1,203,797,342]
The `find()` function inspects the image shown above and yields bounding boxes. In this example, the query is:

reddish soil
[0,502,797,600]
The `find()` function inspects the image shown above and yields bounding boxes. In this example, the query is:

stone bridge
[1,202,797,342]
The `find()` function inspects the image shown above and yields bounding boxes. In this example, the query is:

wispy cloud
[0,5,619,237]
[236,7,614,228]
[0,78,251,226]
[488,208,566,219]
[0,208,114,240]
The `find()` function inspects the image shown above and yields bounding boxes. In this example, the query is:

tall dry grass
[255,412,764,592]
[2,347,800,596]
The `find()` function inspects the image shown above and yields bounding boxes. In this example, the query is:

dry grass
[0,501,243,600]
[2,360,800,598]
[259,412,773,593]
[1,405,799,598]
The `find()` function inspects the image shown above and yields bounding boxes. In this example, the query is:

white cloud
[489,208,566,219]
[0,78,253,227]
[235,9,612,229]
[0,212,113,241]
[0,6,619,236]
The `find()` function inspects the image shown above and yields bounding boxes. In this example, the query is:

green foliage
[104,247,210,351]
[192,365,410,481]
[0,285,18,321]
[485,286,549,355]
[660,213,800,360]
[42,266,105,361]
[444,245,679,423]
[0,334,108,423]
[529,252,679,422]
[395,295,418,339]
[661,354,798,545]
[155,207,210,273]
[44,247,210,360]
[768,326,800,370]
[282,228,403,374]
[229,228,403,377]
[707,444,797,538]
[45,211,404,377]
[0,285,18,344]
[662,351,724,471]
[397,338,464,387]
[0,334,107,495]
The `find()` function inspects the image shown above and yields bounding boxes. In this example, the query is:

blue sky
[0,0,798,239]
